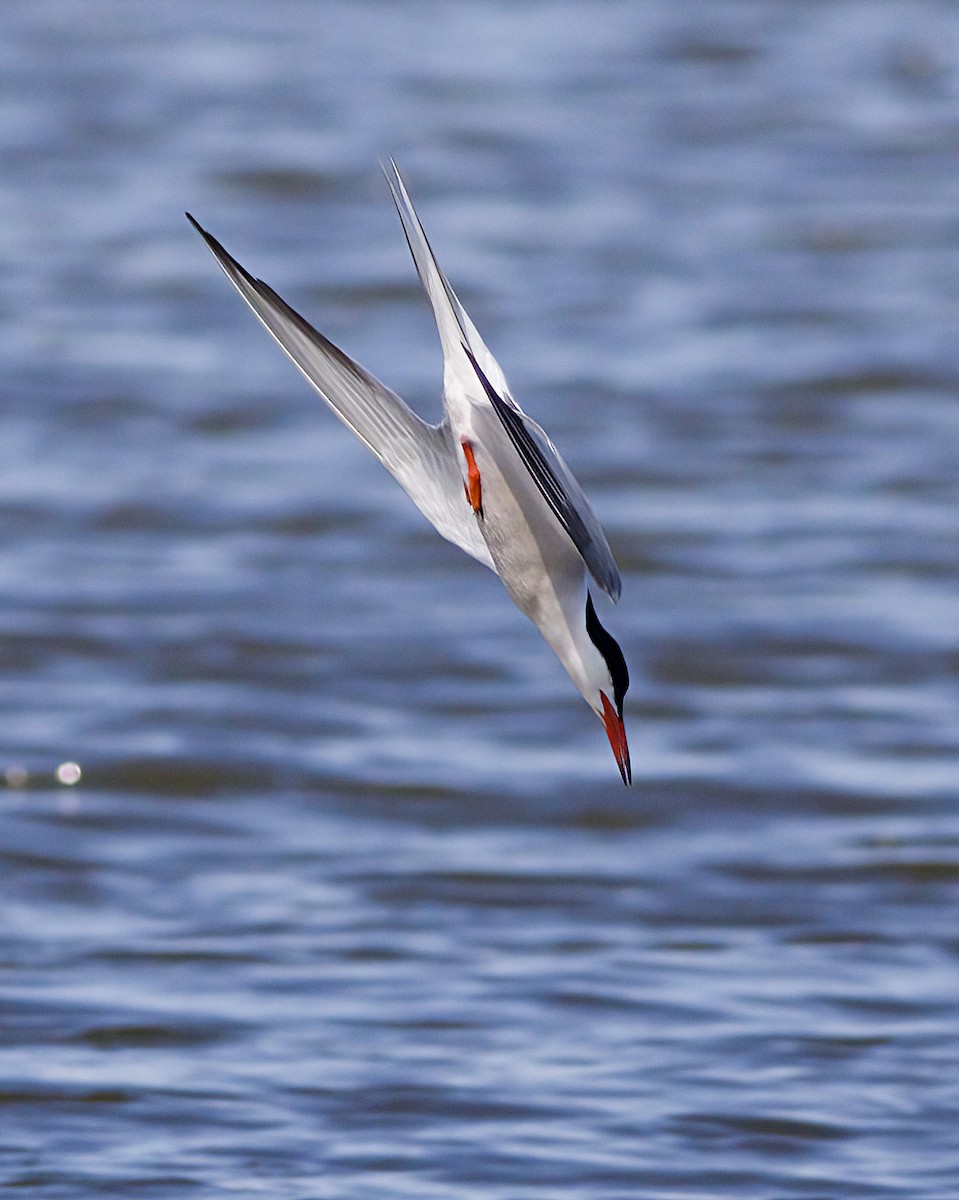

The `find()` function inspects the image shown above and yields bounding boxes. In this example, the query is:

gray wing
[383,158,512,401]
[187,215,494,570]
[381,162,620,600]
[464,347,622,601]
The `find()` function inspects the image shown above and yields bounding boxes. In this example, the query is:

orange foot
[461,438,483,518]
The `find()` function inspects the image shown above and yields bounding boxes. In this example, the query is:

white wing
[383,162,622,602]
[187,214,494,570]
[384,157,511,403]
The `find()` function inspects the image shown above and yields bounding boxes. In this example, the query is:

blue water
[2,1,959,1195]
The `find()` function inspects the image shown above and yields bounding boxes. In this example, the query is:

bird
[187,160,631,784]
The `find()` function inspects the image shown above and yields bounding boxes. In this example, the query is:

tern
[187,161,631,783]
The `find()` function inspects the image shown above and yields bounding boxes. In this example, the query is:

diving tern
[187,161,630,784]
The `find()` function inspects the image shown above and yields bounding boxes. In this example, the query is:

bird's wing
[384,162,622,602]
[383,157,511,402]
[464,349,622,602]
[187,214,494,569]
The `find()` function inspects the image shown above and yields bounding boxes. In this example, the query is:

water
[2,1,959,1195]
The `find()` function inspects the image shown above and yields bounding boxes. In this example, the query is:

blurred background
[2,1,959,1195]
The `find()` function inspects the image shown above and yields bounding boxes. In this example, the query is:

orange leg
[461,438,483,518]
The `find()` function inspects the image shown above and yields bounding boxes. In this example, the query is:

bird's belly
[471,443,584,622]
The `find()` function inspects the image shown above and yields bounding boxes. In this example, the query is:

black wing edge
[186,212,317,339]
[185,213,381,393]
[187,214,318,347]
[462,345,621,600]
[381,160,470,348]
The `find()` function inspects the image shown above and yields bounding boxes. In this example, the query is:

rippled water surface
[3,1,959,1195]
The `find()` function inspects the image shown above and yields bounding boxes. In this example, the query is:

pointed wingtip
[380,155,402,197]
[185,211,216,248]
[382,156,411,219]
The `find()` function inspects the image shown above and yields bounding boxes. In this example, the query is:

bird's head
[584,592,631,786]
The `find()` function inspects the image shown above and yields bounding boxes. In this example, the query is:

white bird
[187,161,631,784]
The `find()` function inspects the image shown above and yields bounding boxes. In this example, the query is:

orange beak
[600,692,631,786]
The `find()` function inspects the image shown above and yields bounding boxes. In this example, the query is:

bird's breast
[455,407,584,622]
